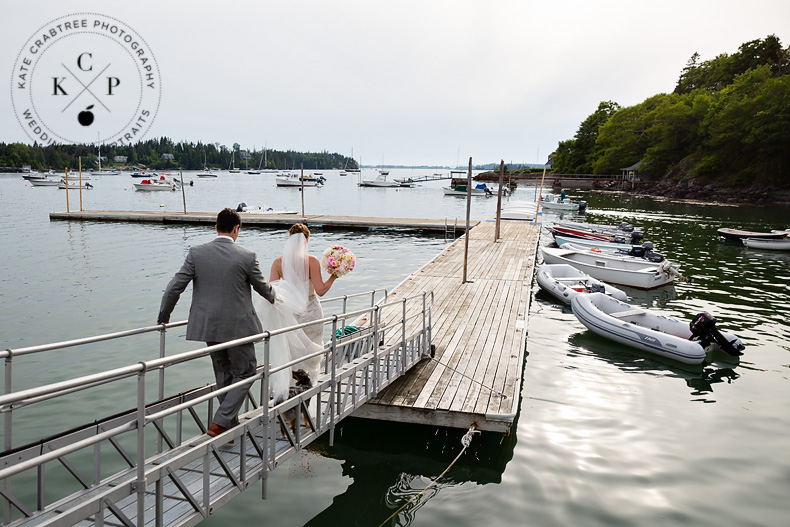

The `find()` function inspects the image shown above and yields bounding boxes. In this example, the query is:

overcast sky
[3,1,788,166]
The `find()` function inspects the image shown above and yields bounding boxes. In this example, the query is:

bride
[255,224,337,403]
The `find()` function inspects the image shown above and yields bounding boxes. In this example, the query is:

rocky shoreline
[626,181,790,207]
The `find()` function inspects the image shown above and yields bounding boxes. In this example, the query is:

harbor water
[1,170,788,526]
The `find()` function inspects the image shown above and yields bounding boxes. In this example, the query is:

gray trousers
[207,341,257,429]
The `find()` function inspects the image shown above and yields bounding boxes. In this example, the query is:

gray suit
[158,236,276,429]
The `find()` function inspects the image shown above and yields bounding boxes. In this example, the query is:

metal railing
[0,288,432,527]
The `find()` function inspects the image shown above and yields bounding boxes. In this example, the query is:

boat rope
[428,356,507,399]
[377,426,480,527]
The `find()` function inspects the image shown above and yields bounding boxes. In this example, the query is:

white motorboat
[133,175,180,191]
[28,177,60,187]
[358,174,401,187]
[537,264,628,305]
[540,246,679,289]
[742,237,790,250]
[443,183,492,196]
[540,194,587,212]
[571,293,745,364]
[558,242,668,264]
[197,167,217,178]
[553,235,658,253]
[276,174,320,187]
[58,178,93,190]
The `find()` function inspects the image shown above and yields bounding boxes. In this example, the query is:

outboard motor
[646,251,665,263]
[589,283,605,293]
[630,231,644,244]
[628,246,647,258]
[689,312,744,356]
[578,201,587,214]
[613,236,626,244]
[642,241,654,251]
[618,222,634,232]
[236,202,247,213]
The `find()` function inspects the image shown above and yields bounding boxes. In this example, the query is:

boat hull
[541,247,676,289]
[717,228,786,240]
[571,293,744,365]
[742,237,790,250]
[537,264,628,304]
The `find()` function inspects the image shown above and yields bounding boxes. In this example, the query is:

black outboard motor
[236,202,247,212]
[613,235,626,244]
[578,201,587,214]
[618,222,634,232]
[689,312,744,356]
[646,251,665,263]
[630,231,644,244]
[590,283,605,293]
[628,246,647,258]
[642,241,654,251]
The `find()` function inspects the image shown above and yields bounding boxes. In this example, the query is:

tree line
[551,35,790,187]
[0,138,357,172]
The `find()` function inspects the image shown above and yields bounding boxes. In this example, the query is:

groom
[157,208,277,437]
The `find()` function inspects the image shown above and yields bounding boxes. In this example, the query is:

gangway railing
[0,289,432,527]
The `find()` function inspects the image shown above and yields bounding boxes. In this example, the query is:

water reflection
[303,418,516,527]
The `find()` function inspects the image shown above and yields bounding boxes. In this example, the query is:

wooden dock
[49,210,478,232]
[353,219,539,433]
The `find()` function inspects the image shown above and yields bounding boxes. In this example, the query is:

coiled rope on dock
[377,426,480,527]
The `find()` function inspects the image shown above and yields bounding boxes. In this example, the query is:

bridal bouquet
[321,245,356,277]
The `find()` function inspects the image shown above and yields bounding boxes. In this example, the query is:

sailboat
[197,151,217,178]
[229,151,241,173]
[92,141,120,175]
[247,146,262,174]
[261,144,278,173]
[345,148,361,173]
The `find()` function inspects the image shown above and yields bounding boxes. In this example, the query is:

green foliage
[552,35,790,188]
[0,138,355,172]
[551,101,620,173]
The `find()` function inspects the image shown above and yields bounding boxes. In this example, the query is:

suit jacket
[158,237,276,342]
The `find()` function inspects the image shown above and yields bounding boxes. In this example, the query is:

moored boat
[537,264,628,305]
[571,293,745,364]
[540,246,679,289]
[742,237,790,250]
[358,174,401,187]
[133,175,179,191]
[553,235,658,253]
[443,183,492,196]
[717,227,787,241]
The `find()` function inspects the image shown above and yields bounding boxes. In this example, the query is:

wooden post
[179,169,187,213]
[462,157,472,283]
[300,163,305,217]
[78,157,83,211]
[533,165,547,224]
[64,167,70,213]
[495,160,504,241]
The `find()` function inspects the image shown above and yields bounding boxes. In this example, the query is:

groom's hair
[216,208,242,233]
[289,223,310,238]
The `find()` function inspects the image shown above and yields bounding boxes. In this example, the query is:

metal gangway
[1,289,434,527]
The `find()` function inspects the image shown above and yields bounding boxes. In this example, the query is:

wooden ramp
[352,219,539,433]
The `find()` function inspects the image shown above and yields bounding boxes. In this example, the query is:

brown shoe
[207,423,228,437]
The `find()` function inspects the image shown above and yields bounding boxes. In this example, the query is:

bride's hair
[289,223,310,239]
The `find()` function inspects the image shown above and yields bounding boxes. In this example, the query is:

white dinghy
[537,264,628,305]
[571,293,745,365]
[742,237,790,251]
[541,246,680,289]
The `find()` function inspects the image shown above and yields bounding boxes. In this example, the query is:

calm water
[1,171,788,527]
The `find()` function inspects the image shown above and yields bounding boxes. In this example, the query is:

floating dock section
[49,210,478,233]
[353,219,539,433]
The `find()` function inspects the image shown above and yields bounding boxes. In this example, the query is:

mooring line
[378,426,480,527]
[429,356,507,398]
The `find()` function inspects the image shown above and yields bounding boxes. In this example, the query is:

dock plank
[353,219,539,433]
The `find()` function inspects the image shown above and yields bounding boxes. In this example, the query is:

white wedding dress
[255,233,324,403]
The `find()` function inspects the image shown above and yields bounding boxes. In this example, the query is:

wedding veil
[255,233,324,403]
